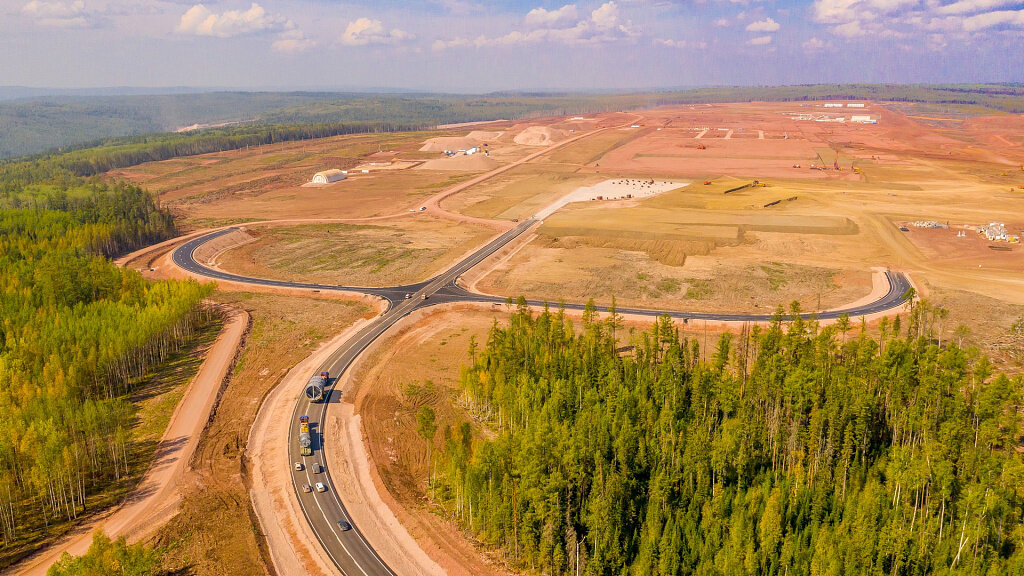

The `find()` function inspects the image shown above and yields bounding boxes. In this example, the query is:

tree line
[0,172,209,566]
[435,300,1023,575]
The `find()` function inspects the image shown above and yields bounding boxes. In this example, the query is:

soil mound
[513,126,567,146]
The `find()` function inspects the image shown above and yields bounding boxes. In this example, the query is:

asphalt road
[171,219,911,576]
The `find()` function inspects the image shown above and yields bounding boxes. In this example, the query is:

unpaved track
[10,308,249,576]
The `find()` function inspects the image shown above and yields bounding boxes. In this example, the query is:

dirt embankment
[156,293,372,576]
[335,304,517,576]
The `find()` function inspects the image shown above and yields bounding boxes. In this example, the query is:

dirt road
[10,308,249,576]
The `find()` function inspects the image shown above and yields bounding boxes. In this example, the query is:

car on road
[313,463,324,473]
[404,293,411,299]
[315,482,326,493]
[419,206,426,211]
[421,294,428,300]
[294,462,304,471]
[302,484,312,493]
[338,520,352,531]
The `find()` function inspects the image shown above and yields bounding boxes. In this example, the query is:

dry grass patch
[478,240,871,314]
[219,217,496,286]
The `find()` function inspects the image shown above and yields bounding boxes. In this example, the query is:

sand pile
[513,126,568,146]
[419,131,501,152]
[416,154,499,171]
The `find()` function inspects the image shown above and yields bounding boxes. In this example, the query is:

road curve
[170,217,912,576]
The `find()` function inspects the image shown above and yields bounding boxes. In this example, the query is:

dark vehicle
[338,521,353,531]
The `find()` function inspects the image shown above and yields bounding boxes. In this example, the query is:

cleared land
[216,217,496,287]
[109,130,533,227]
[112,102,1024,575]
[153,293,371,576]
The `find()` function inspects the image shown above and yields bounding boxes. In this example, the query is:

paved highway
[171,219,911,576]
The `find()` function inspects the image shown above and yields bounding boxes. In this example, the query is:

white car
[294,462,303,471]
[315,482,327,493]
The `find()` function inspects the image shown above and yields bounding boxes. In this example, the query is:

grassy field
[219,218,496,287]
[154,293,371,576]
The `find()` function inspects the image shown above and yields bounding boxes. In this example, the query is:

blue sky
[1,0,1021,91]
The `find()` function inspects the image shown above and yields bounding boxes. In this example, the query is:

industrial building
[311,169,346,184]
[851,115,877,124]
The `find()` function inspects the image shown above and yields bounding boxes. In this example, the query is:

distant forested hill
[1,84,1021,160]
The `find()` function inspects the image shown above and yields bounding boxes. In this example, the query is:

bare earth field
[216,217,496,287]
[109,130,535,228]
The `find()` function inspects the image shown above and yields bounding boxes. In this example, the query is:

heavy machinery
[299,415,312,456]
[703,180,712,185]
[696,144,707,150]
[305,371,328,402]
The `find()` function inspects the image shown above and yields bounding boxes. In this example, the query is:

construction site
[72,99,1024,576]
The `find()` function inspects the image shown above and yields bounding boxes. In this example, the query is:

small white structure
[311,169,346,184]
[851,115,877,124]
[465,147,479,155]
[847,103,866,108]
[980,222,1009,241]
[824,103,843,108]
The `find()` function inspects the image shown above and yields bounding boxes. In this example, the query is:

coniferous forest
[438,301,1023,575]
[0,171,210,560]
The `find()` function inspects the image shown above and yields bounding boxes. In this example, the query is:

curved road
[171,216,911,576]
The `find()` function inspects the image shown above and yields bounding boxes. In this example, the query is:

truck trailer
[299,415,312,456]
[305,370,328,402]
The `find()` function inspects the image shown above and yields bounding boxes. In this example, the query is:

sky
[0,0,1022,92]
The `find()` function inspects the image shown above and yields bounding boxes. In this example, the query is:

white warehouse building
[312,169,347,184]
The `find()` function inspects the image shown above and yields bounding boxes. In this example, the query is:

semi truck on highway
[299,415,312,456]
[305,371,328,402]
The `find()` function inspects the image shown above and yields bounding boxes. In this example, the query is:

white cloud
[746,17,780,31]
[177,3,287,38]
[525,4,578,27]
[654,38,708,49]
[813,0,862,24]
[747,34,773,44]
[340,17,412,46]
[434,0,635,49]
[832,19,868,35]
[591,1,620,29]
[273,28,315,53]
[962,8,1024,29]
[802,36,831,50]
[714,17,731,26]
[21,0,97,28]
[935,0,1019,14]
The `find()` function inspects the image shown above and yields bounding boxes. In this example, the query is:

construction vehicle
[299,415,312,456]
[696,144,707,150]
[305,371,327,402]
[703,180,712,185]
